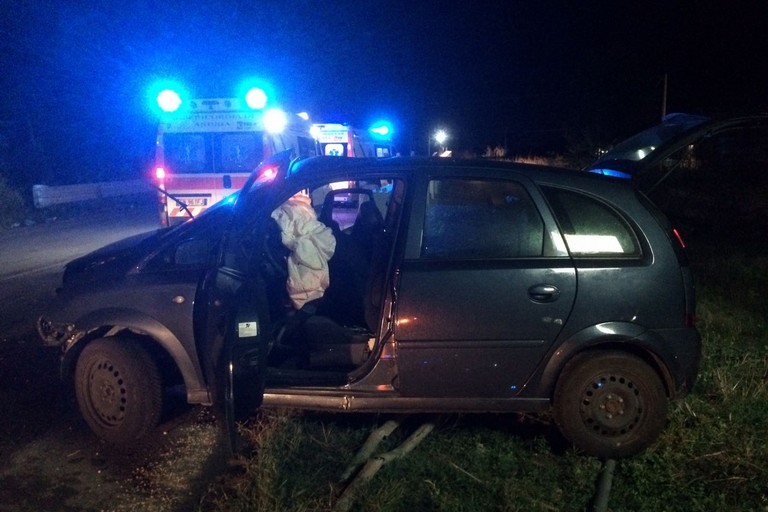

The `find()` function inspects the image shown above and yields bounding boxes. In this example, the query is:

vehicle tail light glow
[672,228,686,249]
[260,165,278,181]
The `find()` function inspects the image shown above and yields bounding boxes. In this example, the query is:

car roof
[232,155,648,243]
[287,155,624,190]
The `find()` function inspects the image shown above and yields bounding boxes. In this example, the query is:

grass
[198,250,768,512]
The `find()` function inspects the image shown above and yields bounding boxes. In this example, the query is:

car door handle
[528,284,560,303]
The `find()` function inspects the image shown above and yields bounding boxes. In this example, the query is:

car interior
[262,179,403,382]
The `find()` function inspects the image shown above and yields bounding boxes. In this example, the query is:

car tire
[553,350,667,459]
[74,337,163,444]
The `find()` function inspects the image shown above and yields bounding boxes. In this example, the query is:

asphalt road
[0,198,228,512]
[0,200,160,338]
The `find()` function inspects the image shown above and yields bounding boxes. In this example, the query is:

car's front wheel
[74,337,163,444]
[553,350,667,459]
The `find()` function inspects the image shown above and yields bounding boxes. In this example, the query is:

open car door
[198,151,293,453]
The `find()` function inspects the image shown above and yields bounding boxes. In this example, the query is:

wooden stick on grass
[339,417,403,483]
[334,421,435,512]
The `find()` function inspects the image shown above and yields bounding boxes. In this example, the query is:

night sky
[1,0,767,187]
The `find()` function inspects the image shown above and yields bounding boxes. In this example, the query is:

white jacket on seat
[271,193,336,310]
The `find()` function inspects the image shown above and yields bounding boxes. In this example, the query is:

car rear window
[420,178,545,259]
[542,186,641,257]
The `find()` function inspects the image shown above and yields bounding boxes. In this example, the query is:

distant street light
[429,129,449,156]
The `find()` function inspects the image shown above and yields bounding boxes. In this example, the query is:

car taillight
[672,228,686,249]
[666,226,690,267]
[260,165,278,181]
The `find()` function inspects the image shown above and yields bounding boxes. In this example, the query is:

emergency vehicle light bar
[369,121,392,137]
[156,90,182,113]
[152,84,271,114]
[245,87,268,109]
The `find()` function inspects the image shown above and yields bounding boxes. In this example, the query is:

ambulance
[310,122,394,159]
[152,87,316,225]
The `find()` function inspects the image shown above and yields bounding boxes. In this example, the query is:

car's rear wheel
[75,337,163,444]
[553,350,667,459]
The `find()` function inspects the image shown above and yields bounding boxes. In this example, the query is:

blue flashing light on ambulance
[151,84,316,225]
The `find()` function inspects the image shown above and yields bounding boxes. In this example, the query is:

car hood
[587,113,768,190]
[62,200,235,289]
[62,228,170,287]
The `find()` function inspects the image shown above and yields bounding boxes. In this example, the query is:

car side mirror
[174,238,211,266]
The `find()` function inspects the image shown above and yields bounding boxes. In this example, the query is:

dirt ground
[0,330,231,512]
[0,203,233,512]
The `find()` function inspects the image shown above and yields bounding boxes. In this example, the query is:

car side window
[542,187,640,257]
[420,178,544,259]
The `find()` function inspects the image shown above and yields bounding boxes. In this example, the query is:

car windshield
[590,113,709,174]
[158,193,235,239]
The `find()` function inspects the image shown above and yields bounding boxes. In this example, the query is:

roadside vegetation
[197,242,767,511]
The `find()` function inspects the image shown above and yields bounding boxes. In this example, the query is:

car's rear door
[394,171,576,398]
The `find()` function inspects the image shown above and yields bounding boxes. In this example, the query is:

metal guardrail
[32,180,155,208]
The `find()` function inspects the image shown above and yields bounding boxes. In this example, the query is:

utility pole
[661,74,668,120]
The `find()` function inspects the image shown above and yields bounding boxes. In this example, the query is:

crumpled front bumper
[37,316,82,348]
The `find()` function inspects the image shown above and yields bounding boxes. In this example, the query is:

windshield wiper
[152,185,195,220]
